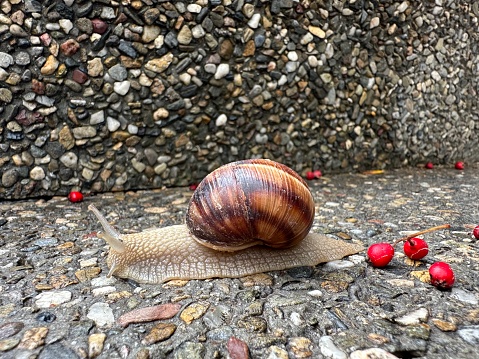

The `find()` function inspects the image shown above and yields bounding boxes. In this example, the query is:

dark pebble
[37,312,57,323]
[164,32,179,48]
[55,3,74,20]
[286,266,314,278]
[118,40,138,58]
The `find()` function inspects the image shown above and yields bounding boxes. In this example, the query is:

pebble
[142,323,177,345]
[318,336,347,359]
[322,260,354,271]
[117,303,181,327]
[87,302,115,327]
[227,337,249,359]
[35,291,72,308]
[18,327,48,350]
[451,288,478,305]
[180,302,209,324]
[214,63,230,79]
[457,326,479,345]
[88,333,106,358]
[0,322,24,340]
[395,308,429,326]
[114,81,131,96]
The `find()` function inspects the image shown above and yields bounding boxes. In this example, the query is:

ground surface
[0,165,478,359]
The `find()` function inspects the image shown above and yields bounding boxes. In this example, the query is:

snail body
[89,159,362,284]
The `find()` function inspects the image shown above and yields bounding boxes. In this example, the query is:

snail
[89,159,363,284]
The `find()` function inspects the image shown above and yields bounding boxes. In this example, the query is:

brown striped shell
[186,159,315,251]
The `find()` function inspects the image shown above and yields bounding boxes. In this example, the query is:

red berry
[429,262,455,289]
[367,242,395,267]
[313,170,322,178]
[473,225,479,240]
[189,183,198,191]
[425,162,434,169]
[454,161,464,170]
[403,237,429,260]
[306,171,315,180]
[68,191,83,203]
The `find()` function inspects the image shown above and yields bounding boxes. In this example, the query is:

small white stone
[91,276,118,287]
[307,289,323,298]
[322,260,354,272]
[79,258,98,268]
[113,81,131,96]
[395,307,429,325]
[35,290,72,308]
[278,74,287,86]
[301,32,314,45]
[248,13,261,29]
[191,24,205,38]
[154,35,164,48]
[107,117,121,132]
[216,114,227,127]
[287,51,298,61]
[59,19,73,34]
[87,302,115,327]
[60,152,78,168]
[290,312,304,326]
[101,7,116,20]
[128,124,138,134]
[204,63,216,74]
[179,72,191,85]
[30,166,45,180]
[90,110,104,124]
[186,4,202,13]
[285,61,298,73]
[318,336,347,359]
[63,0,74,6]
[397,1,409,13]
[214,63,229,80]
[92,286,117,297]
[131,158,146,173]
[370,17,380,29]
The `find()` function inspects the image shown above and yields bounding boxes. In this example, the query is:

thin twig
[392,224,451,247]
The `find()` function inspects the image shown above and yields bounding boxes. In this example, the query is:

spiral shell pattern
[186,159,315,251]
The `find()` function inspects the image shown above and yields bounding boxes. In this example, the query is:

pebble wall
[0,0,478,199]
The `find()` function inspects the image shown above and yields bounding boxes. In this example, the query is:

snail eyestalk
[88,205,126,253]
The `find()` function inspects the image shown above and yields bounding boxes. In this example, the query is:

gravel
[0,167,478,358]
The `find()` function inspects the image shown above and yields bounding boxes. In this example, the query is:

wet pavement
[0,165,478,359]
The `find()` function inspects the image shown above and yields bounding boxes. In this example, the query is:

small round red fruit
[472,225,479,240]
[313,170,322,178]
[306,171,315,180]
[454,161,464,170]
[403,237,429,260]
[367,242,395,267]
[429,262,455,289]
[68,191,83,203]
[189,183,198,191]
[425,162,434,169]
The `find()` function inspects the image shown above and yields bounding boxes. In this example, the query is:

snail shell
[186,159,315,251]
[88,159,363,283]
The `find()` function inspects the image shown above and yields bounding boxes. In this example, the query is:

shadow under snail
[89,159,363,284]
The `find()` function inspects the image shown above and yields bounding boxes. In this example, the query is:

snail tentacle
[88,205,126,253]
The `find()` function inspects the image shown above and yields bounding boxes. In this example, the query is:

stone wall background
[0,0,478,199]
